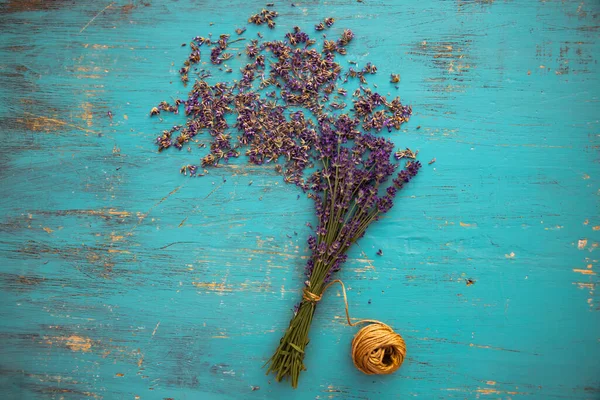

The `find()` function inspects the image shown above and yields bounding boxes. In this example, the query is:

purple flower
[377,196,394,213]
[327,241,340,256]
[152,17,422,319]
[307,235,317,250]
[304,259,315,278]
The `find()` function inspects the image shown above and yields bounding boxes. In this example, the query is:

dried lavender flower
[150,11,420,388]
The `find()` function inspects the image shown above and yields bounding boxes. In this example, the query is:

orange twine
[302,280,406,375]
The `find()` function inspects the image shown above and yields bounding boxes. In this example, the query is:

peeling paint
[192,281,232,292]
[476,388,521,395]
[64,335,92,352]
[16,114,98,134]
[573,269,595,275]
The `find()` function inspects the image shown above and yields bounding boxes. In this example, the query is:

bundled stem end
[265,302,316,388]
[266,280,409,388]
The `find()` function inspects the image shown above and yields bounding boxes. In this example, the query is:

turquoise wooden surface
[1,0,599,399]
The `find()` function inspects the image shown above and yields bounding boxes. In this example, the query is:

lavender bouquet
[150,11,420,388]
[266,125,420,386]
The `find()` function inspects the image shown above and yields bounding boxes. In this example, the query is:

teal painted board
[0,0,599,399]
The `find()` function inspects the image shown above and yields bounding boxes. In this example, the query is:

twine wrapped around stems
[302,280,406,375]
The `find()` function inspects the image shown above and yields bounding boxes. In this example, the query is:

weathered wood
[0,0,598,398]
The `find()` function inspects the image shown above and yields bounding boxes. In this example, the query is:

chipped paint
[573,282,595,290]
[17,113,99,135]
[107,248,130,254]
[110,233,124,242]
[544,225,563,230]
[64,335,92,352]
[573,269,595,275]
[77,102,94,127]
[476,388,521,395]
[192,281,232,292]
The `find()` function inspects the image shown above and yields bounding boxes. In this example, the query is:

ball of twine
[303,281,407,375]
[351,322,406,374]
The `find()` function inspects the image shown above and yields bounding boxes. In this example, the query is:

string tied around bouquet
[302,280,406,375]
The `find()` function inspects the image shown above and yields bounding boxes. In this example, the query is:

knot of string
[302,280,406,375]
[302,287,322,303]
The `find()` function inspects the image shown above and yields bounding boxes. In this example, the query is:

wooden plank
[0,0,598,398]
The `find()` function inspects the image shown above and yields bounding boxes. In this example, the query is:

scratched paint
[0,0,599,399]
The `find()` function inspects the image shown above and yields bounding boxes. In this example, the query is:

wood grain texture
[1,0,599,399]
